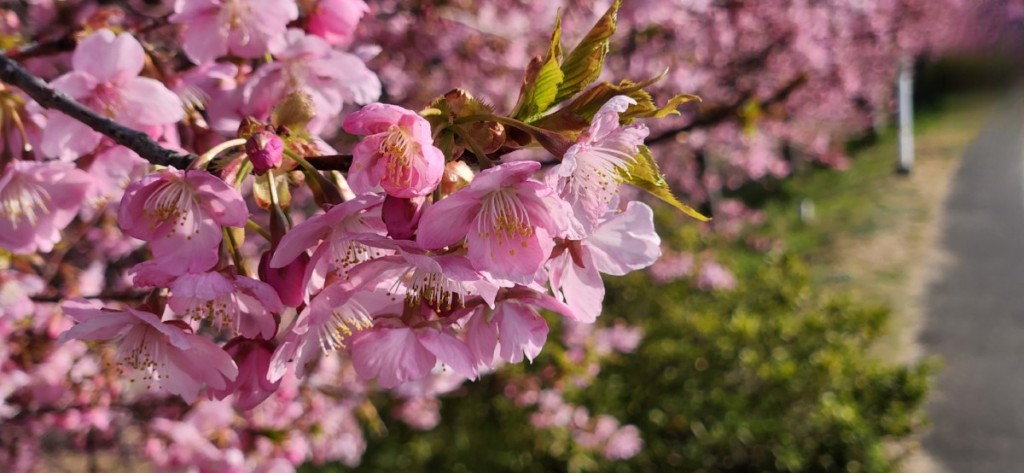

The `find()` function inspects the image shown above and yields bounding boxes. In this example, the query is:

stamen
[0,177,52,228]
[379,125,418,186]
[477,188,534,248]
[142,178,202,237]
[318,300,373,352]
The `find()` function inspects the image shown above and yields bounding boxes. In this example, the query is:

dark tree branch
[0,53,196,169]
[5,36,78,61]
[303,154,353,171]
[646,74,808,146]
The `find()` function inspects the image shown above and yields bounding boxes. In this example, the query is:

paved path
[921,92,1024,472]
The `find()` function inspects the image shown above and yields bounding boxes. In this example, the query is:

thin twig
[303,154,353,171]
[0,54,196,169]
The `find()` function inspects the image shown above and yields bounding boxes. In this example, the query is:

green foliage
[592,255,932,473]
[621,145,710,222]
[554,0,621,104]
[511,20,565,122]
[512,0,625,123]
[338,242,930,473]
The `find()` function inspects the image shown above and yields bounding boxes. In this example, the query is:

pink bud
[245,131,284,175]
[382,194,426,240]
[209,337,281,410]
[259,250,308,308]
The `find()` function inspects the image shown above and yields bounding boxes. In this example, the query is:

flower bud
[382,194,426,240]
[259,250,308,308]
[245,131,284,175]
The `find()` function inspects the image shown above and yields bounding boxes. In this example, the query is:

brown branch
[0,54,195,169]
[647,74,808,146]
[303,154,353,171]
[5,36,78,61]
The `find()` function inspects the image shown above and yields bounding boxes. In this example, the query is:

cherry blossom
[0,160,91,254]
[551,96,649,238]
[170,0,299,65]
[343,103,444,197]
[549,202,662,323]
[41,29,183,160]
[119,168,247,276]
[243,29,381,135]
[166,270,283,339]
[417,161,568,284]
[58,299,238,402]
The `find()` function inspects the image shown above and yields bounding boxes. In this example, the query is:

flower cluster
[1,0,1001,470]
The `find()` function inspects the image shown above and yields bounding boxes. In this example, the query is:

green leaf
[622,93,702,121]
[511,13,565,121]
[533,75,662,133]
[621,145,710,222]
[554,0,621,105]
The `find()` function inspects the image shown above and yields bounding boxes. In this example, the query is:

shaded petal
[73,29,145,84]
[418,329,476,379]
[350,327,434,388]
[117,78,185,127]
[415,191,479,250]
[587,202,661,276]
[187,171,248,227]
[495,302,548,363]
[179,13,229,65]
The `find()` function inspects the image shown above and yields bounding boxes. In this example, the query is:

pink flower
[119,168,247,276]
[417,161,567,284]
[41,29,184,161]
[0,160,91,254]
[307,0,368,47]
[602,424,643,460]
[346,235,499,312]
[269,280,384,381]
[696,260,737,291]
[551,96,649,238]
[209,338,281,409]
[549,202,661,323]
[166,271,283,339]
[270,194,386,288]
[58,299,238,402]
[244,29,380,135]
[170,0,299,65]
[343,103,444,198]
[464,289,578,369]
[349,322,476,389]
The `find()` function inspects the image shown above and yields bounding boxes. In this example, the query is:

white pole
[898,56,914,174]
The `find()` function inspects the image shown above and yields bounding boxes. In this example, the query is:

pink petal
[415,191,479,250]
[550,250,604,324]
[73,29,145,84]
[178,13,228,65]
[350,327,434,388]
[495,302,549,363]
[48,71,97,101]
[417,329,476,379]
[117,77,185,127]
[587,202,661,276]
[187,171,248,227]
[468,226,552,285]
[342,103,406,135]
[465,309,498,368]
[40,112,102,161]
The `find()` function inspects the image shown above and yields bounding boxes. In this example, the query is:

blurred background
[4,1,1024,472]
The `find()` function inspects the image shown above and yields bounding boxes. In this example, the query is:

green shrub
[338,253,931,473]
